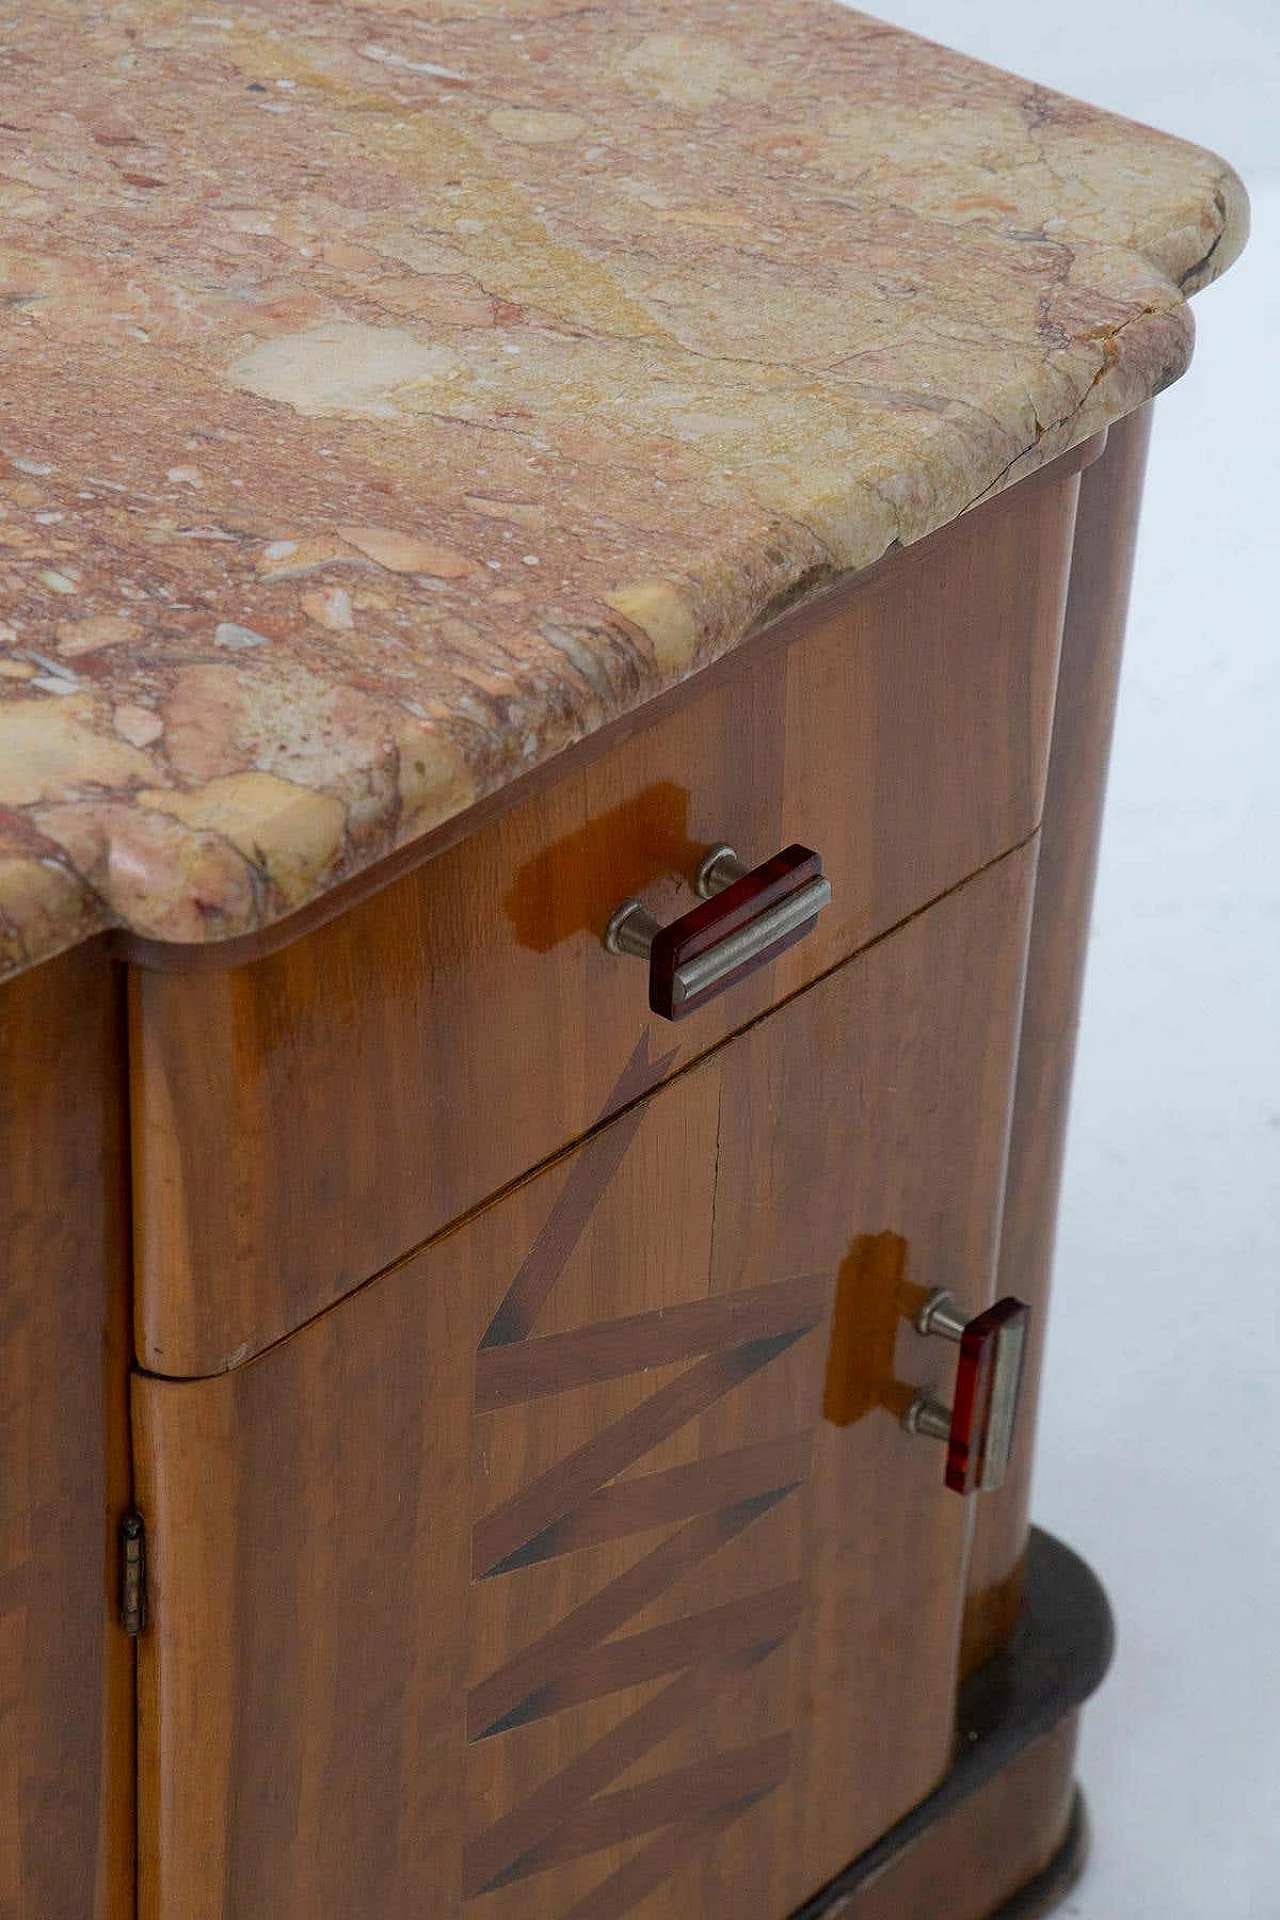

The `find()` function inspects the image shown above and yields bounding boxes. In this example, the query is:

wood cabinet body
[134,845,1034,1920]
[0,415,1152,1920]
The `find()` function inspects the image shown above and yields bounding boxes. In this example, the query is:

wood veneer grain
[133,842,1036,1920]
[0,943,134,1920]
[962,404,1155,1675]
[130,462,1078,1377]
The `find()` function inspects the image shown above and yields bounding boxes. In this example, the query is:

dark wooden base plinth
[792,1529,1113,1920]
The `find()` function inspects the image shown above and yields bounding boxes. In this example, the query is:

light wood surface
[130,460,1079,1378]
[134,841,1035,1920]
[962,405,1154,1675]
[0,944,135,1920]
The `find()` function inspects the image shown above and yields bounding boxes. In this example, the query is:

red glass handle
[605,843,833,1022]
[907,1292,1031,1495]
[946,1297,1030,1494]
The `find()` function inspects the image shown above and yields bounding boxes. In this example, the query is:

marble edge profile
[0,155,1250,985]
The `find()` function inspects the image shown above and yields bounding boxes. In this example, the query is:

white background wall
[867,0,1279,180]
[850,5,1280,1913]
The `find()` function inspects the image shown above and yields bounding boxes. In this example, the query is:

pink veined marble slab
[0,0,1247,978]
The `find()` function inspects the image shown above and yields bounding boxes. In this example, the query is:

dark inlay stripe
[468,1489,792,1742]
[480,1033,676,1351]
[467,1027,812,1919]
[487,1431,813,1575]
[476,1273,829,1411]
[478,1581,804,1739]
[473,1329,813,1579]
[485,1732,793,1888]
[560,1793,782,1920]
[465,1639,780,1898]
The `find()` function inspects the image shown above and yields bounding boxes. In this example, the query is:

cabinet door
[134,843,1034,1920]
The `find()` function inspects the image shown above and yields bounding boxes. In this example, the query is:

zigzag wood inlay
[469,1488,796,1739]
[475,1580,805,1740]
[480,1031,676,1351]
[490,1734,793,1881]
[487,1430,813,1573]
[468,1032,822,1917]
[559,1798,777,1920]
[473,1329,816,1579]
[477,1273,831,1410]
[464,1641,784,1898]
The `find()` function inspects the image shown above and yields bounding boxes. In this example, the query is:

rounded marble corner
[0,1,1255,989]
[1179,154,1251,296]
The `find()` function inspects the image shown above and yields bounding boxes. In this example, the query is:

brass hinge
[120,1512,148,1637]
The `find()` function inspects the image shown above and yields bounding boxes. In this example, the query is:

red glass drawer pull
[904,1289,1031,1495]
[604,843,832,1021]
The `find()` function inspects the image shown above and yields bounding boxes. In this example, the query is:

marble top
[0,1,1246,978]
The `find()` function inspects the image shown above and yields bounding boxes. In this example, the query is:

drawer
[133,840,1037,1920]
[130,453,1081,1375]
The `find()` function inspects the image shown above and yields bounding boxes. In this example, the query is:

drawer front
[131,459,1078,1375]
[134,842,1036,1920]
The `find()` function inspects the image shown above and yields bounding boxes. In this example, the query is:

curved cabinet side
[962,404,1155,1671]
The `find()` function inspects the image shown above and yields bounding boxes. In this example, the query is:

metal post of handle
[604,899,662,960]
[694,845,749,898]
